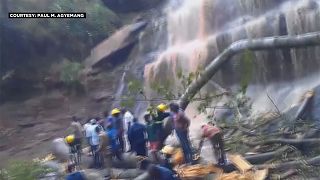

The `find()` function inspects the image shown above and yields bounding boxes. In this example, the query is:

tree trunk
[179,32,320,110]
[255,155,320,171]
[244,138,320,147]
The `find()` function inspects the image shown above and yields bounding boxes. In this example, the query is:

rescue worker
[70,116,83,160]
[145,112,160,162]
[169,103,193,164]
[128,117,147,156]
[153,103,171,149]
[106,108,125,152]
[65,135,77,155]
[199,122,226,166]
[106,123,122,161]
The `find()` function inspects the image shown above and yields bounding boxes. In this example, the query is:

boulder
[85,21,147,71]
[102,0,162,12]
[51,138,69,162]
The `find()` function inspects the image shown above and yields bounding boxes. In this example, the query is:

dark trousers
[112,150,123,161]
[91,145,101,168]
[210,133,226,165]
[175,129,193,164]
[118,133,125,152]
[133,141,147,156]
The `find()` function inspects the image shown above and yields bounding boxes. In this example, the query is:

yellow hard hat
[157,103,168,112]
[111,108,121,115]
[161,145,176,155]
[65,135,75,144]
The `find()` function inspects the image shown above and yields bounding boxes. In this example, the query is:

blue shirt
[106,128,119,151]
[156,165,178,180]
[128,122,146,145]
[66,172,85,180]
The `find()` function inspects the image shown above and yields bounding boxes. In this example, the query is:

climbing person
[199,122,226,166]
[106,108,125,152]
[122,108,134,152]
[148,164,180,180]
[106,123,123,161]
[65,163,85,180]
[69,116,83,160]
[128,117,147,156]
[145,112,160,162]
[65,135,81,165]
[153,103,171,149]
[169,103,194,164]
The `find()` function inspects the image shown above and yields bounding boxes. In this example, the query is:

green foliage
[60,60,83,85]
[240,50,254,94]
[0,161,52,180]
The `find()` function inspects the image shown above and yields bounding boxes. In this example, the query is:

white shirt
[89,124,99,146]
[84,123,92,138]
[123,111,134,132]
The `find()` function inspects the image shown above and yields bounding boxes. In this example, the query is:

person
[199,122,226,166]
[153,104,171,149]
[145,112,160,162]
[122,108,134,152]
[106,108,125,152]
[88,119,100,168]
[148,164,179,180]
[70,116,83,159]
[65,135,81,165]
[84,119,93,147]
[128,117,147,156]
[169,103,193,164]
[106,123,122,161]
[96,126,109,169]
[65,163,85,180]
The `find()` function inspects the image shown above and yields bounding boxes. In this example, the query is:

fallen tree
[179,32,320,110]
[255,155,320,171]
[244,138,320,147]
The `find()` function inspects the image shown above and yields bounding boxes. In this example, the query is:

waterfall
[143,0,320,112]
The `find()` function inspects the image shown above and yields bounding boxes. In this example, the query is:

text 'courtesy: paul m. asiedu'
[8,12,86,18]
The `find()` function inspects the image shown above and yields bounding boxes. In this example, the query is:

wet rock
[85,21,147,71]
[310,85,320,128]
[51,138,69,162]
[102,0,162,12]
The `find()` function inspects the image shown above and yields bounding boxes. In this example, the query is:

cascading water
[143,0,320,113]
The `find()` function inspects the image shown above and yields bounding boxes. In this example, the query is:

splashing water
[144,0,320,112]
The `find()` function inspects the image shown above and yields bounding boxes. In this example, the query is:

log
[255,155,320,171]
[244,138,320,147]
[178,32,320,110]
[245,146,290,165]
[222,147,289,172]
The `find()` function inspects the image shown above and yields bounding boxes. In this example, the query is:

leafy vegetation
[0,161,52,180]
[59,59,85,94]
[1,0,121,99]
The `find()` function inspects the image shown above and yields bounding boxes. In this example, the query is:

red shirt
[201,124,221,138]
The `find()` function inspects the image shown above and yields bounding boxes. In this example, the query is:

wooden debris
[176,164,222,179]
[217,169,268,180]
[228,154,253,173]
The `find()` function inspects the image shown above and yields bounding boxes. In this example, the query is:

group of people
[65,102,226,180]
